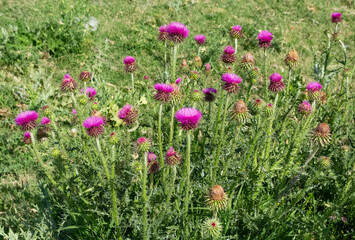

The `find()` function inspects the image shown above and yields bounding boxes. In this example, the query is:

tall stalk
[286,67,291,95]
[234,38,238,54]
[172,44,178,82]
[169,105,175,147]
[110,145,121,237]
[212,95,229,185]
[142,152,148,240]
[166,166,177,204]
[131,73,135,95]
[96,138,110,180]
[263,48,268,98]
[264,93,279,160]
[158,104,165,190]
[183,130,191,237]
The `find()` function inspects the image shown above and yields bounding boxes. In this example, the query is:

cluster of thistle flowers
[15,111,52,144]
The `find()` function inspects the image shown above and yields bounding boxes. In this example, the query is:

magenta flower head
[266,103,273,116]
[230,25,243,39]
[221,73,243,93]
[15,111,38,131]
[134,137,151,153]
[154,83,174,102]
[118,104,138,125]
[203,88,217,102]
[72,109,77,115]
[23,131,32,144]
[332,12,342,23]
[297,100,312,116]
[147,152,160,174]
[221,46,236,64]
[306,82,323,101]
[79,71,92,82]
[158,25,168,41]
[85,87,97,100]
[165,147,182,166]
[257,31,273,48]
[175,77,181,84]
[123,56,137,72]
[205,63,211,73]
[40,117,50,126]
[144,75,149,80]
[268,73,285,93]
[166,22,189,43]
[175,107,202,130]
[61,74,78,92]
[194,34,206,45]
[83,116,104,137]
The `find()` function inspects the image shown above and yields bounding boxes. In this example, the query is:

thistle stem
[172,44,178,82]
[264,93,279,160]
[287,67,291,95]
[166,166,177,204]
[110,145,121,236]
[234,38,238,54]
[158,104,165,191]
[184,130,191,237]
[169,105,175,147]
[131,73,135,98]
[126,130,131,165]
[263,48,268,99]
[96,138,110,181]
[212,95,229,185]
[142,152,148,240]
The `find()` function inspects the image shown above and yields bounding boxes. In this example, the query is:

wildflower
[175,77,181,84]
[147,152,160,174]
[165,147,182,166]
[166,22,189,43]
[285,49,299,68]
[170,83,182,105]
[240,52,255,70]
[61,74,78,92]
[85,87,97,101]
[23,131,31,144]
[40,117,50,126]
[15,111,38,131]
[79,71,92,82]
[230,100,250,123]
[205,185,228,212]
[134,137,151,153]
[109,132,119,144]
[204,63,211,73]
[201,218,222,239]
[221,46,236,64]
[297,100,312,116]
[190,71,200,81]
[320,156,332,168]
[158,25,168,41]
[253,98,264,112]
[221,73,243,93]
[266,103,273,116]
[175,107,202,130]
[118,104,138,125]
[123,56,137,73]
[229,25,243,39]
[332,12,342,23]
[312,123,331,147]
[72,109,77,115]
[194,34,206,45]
[91,110,107,125]
[144,75,149,80]
[83,116,104,137]
[257,30,273,48]
[306,82,322,101]
[268,73,285,93]
[203,88,217,102]
[154,83,174,103]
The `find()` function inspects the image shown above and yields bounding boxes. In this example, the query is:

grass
[0,0,355,239]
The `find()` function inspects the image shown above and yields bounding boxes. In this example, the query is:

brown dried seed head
[181,59,188,68]
[210,185,225,201]
[242,52,255,65]
[285,49,299,68]
[91,110,102,117]
[316,123,330,135]
[233,100,247,113]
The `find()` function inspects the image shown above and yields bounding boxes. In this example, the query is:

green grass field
[1,0,355,239]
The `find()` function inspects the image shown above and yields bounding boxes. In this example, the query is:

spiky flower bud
[147,152,160,174]
[109,132,119,144]
[265,103,273,116]
[190,71,200,81]
[203,88,217,102]
[23,131,31,144]
[229,25,243,39]
[165,147,182,166]
[318,91,327,105]
[240,52,255,70]
[297,100,312,116]
[118,104,139,125]
[170,83,183,105]
[201,218,223,239]
[253,98,264,112]
[134,137,151,153]
[306,82,322,101]
[79,71,92,82]
[205,185,228,212]
[319,156,332,168]
[191,90,203,102]
[230,100,250,123]
[285,49,299,69]
[221,46,236,64]
[312,123,331,147]
[61,74,78,92]
[51,148,61,157]
[268,73,285,93]
[158,25,168,42]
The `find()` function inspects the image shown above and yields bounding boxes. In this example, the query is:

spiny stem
[131,73,135,99]
[184,130,192,237]
[142,152,148,240]
[110,145,121,236]
[264,93,279,160]
[158,104,165,192]
[172,44,178,82]
[287,67,291,95]
[263,48,268,99]
[166,166,177,204]
[169,105,175,147]
[96,138,110,181]
[234,38,238,54]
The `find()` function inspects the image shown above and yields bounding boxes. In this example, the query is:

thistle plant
[257,30,273,98]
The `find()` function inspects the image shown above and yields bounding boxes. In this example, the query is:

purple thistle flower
[230,25,243,39]
[205,63,211,72]
[83,116,104,137]
[135,137,151,153]
[148,152,157,162]
[268,73,284,92]
[79,71,92,82]
[40,117,50,126]
[15,111,38,131]
[158,25,168,41]
[72,109,77,115]
[61,74,78,92]
[123,56,137,72]
[175,78,181,84]
[307,82,322,92]
[118,104,138,125]
[144,75,149,80]
[175,107,202,130]
[221,73,243,93]
[85,87,97,100]
[332,12,342,23]
[154,83,174,102]
[23,131,31,144]
[166,22,189,43]
[257,31,273,48]
[165,147,182,166]
[194,34,206,45]
[147,152,160,174]
[297,100,312,116]
[203,88,217,102]
[221,46,236,64]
